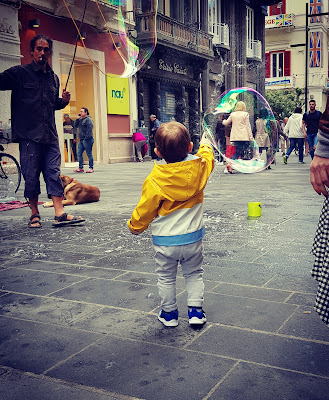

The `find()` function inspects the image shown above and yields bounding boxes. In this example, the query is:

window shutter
[265,53,270,78]
[284,51,290,76]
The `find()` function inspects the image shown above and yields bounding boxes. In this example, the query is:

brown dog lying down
[43,175,100,207]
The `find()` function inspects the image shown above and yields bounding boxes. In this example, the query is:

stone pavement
[0,153,329,400]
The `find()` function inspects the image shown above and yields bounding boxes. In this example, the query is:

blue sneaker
[188,307,207,325]
[158,309,178,327]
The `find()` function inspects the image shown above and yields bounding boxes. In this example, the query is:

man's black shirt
[0,61,68,144]
[303,110,322,135]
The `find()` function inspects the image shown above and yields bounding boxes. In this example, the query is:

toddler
[128,121,214,327]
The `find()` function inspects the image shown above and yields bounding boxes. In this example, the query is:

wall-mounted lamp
[80,32,86,40]
[128,29,138,39]
[29,19,40,29]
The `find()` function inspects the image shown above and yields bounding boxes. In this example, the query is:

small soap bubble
[204,87,278,173]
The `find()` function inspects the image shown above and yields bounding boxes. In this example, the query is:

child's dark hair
[155,121,191,163]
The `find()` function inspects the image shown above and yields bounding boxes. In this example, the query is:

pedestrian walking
[283,107,306,164]
[310,94,329,326]
[0,34,84,228]
[74,107,95,173]
[303,99,322,159]
[254,111,271,168]
[128,121,214,327]
[215,114,227,164]
[63,113,77,162]
[149,114,161,160]
[222,101,253,160]
[280,117,289,155]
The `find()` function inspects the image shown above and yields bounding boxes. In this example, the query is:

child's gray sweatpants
[154,239,204,312]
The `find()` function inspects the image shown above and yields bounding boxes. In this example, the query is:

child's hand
[200,132,213,146]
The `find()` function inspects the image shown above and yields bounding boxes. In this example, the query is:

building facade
[0,0,137,165]
[0,0,274,165]
[265,0,329,111]
[136,0,275,148]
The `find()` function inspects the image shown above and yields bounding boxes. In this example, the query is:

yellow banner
[106,76,130,115]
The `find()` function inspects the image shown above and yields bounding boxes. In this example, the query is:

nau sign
[106,76,130,115]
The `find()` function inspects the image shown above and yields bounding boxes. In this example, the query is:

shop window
[269,1,286,16]
[265,50,291,78]
[166,93,176,119]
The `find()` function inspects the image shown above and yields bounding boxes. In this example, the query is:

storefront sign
[265,14,295,29]
[265,76,295,88]
[106,76,130,115]
[158,59,188,76]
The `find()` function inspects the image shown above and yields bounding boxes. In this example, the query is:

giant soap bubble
[203,87,278,173]
[64,0,157,78]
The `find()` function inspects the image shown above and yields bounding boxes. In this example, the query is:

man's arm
[53,74,70,110]
[0,65,19,91]
[310,96,329,195]
[154,119,160,130]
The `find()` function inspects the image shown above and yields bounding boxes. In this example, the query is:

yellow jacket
[128,144,214,246]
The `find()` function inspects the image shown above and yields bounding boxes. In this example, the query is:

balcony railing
[210,23,230,47]
[136,13,213,58]
[246,40,262,60]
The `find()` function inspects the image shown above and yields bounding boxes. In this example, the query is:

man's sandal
[52,212,85,227]
[28,213,42,228]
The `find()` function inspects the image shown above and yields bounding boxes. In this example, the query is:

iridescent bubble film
[64,0,157,78]
[203,87,278,173]
[101,0,157,78]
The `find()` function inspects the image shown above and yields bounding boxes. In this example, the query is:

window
[269,1,286,16]
[265,51,291,78]
[272,52,284,77]
[208,0,220,35]
[246,6,254,50]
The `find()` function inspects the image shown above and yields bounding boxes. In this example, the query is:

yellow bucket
[248,202,262,217]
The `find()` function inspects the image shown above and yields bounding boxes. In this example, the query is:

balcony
[135,13,213,59]
[265,14,295,29]
[247,40,262,60]
[211,23,230,48]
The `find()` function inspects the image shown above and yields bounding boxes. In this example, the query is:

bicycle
[0,129,21,196]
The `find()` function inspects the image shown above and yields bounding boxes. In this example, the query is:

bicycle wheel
[0,153,22,193]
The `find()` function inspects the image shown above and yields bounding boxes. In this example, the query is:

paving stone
[0,317,102,374]
[188,325,329,377]
[3,259,127,280]
[178,291,297,332]
[264,274,319,293]
[73,307,208,347]
[278,307,329,342]
[0,293,102,326]
[285,292,316,307]
[52,278,161,311]
[210,282,292,302]
[204,264,276,286]
[0,267,88,296]
[209,362,329,400]
[47,336,236,400]
[0,245,102,265]
[0,367,125,400]
[85,251,157,272]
